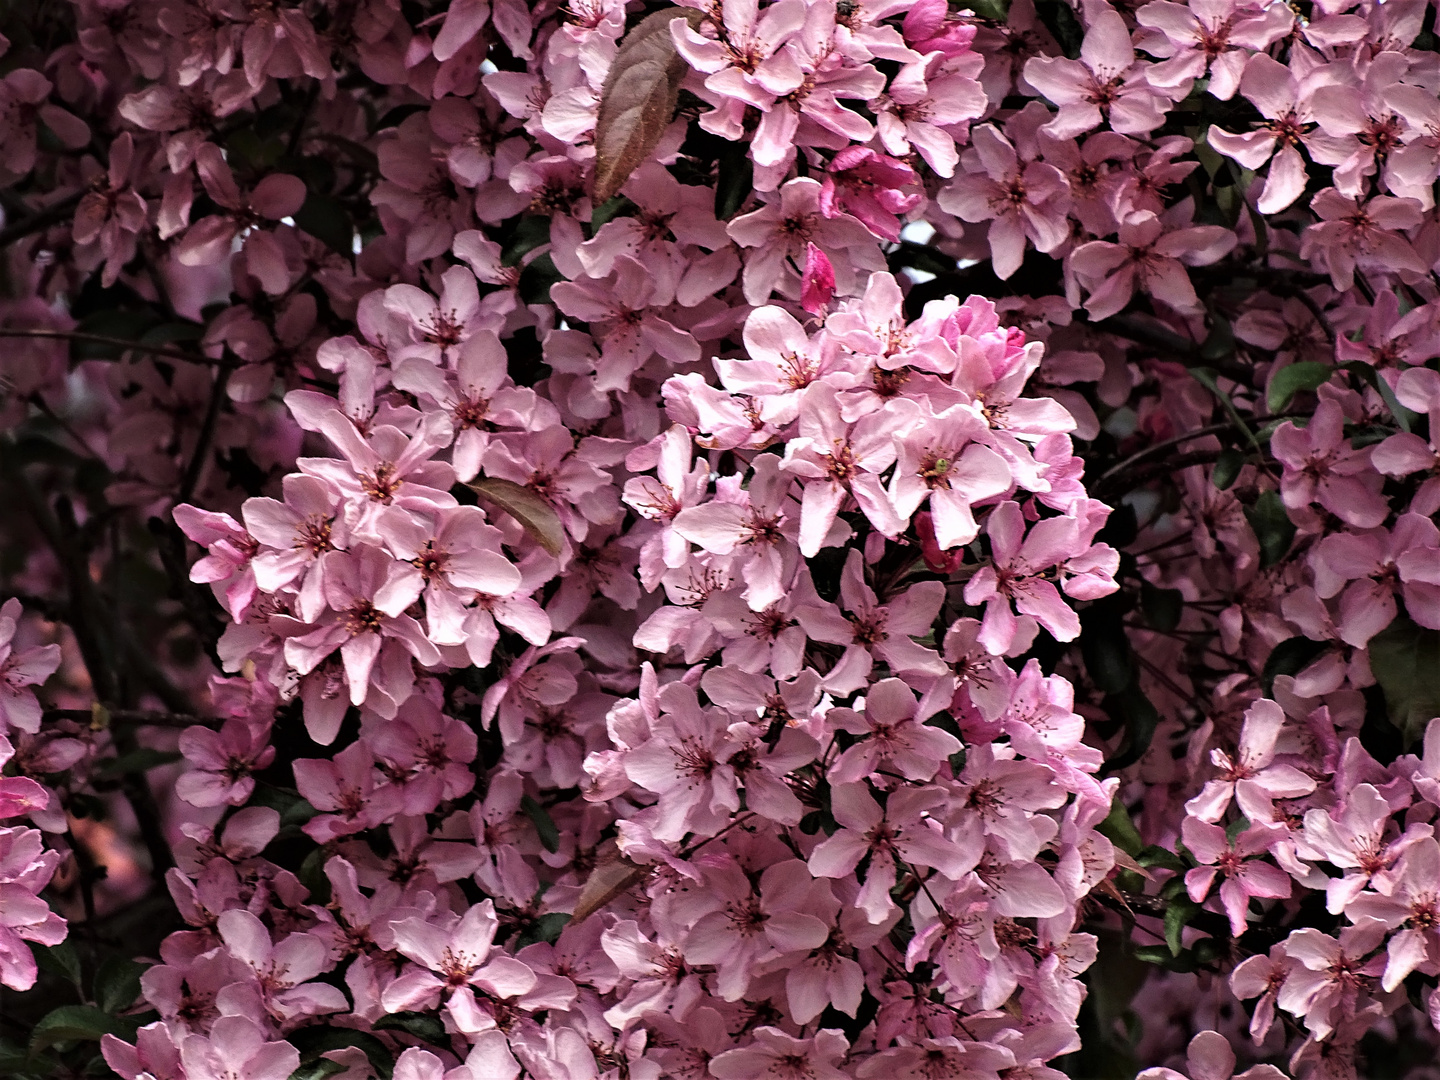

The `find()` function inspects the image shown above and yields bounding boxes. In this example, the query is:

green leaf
[521,795,561,853]
[96,749,182,777]
[468,477,565,557]
[968,0,1010,18]
[373,1011,449,1048]
[139,322,204,347]
[1243,490,1295,568]
[1164,899,1201,955]
[93,955,143,1014]
[1211,447,1244,491]
[290,1060,348,1080]
[289,1028,394,1080]
[1140,583,1183,633]
[1199,318,1235,363]
[0,1037,53,1080]
[225,129,284,170]
[1101,685,1161,773]
[1225,816,1251,845]
[248,784,318,828]
[294,193,355,257]
[589,196,635,233]
[1133,943,1196,971]
[502,215,554,268]
[1137,845,1188,873]
[714,139,753,220]
[32,939,82,988]
[298,846,332,906]
[29,1006,139,1056]
[592,8,705,202]
[1190,366,1265,458]
[373,104,429,132]
[1367,616,1440,748]
[71,310,162,360]
[1267,361,1332,413]
[517,253,566,306]
[1261,636,1327,698]
[1341,360,1414,433]
[1097,796,1143,857]
[1080,597,1135,695]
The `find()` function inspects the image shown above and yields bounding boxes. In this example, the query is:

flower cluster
[0,0,1438,1077]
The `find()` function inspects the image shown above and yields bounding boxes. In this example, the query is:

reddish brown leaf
[592,9,704,203]
[571,839,647,922]
[468,477,565,557]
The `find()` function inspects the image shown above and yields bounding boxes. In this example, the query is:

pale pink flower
[874,51,987,179]
[1024,10,1180,139]
[1070,210,1235,320]
[283,546,440,707]
[217,908,347,1021]
[795,548,948,692]
[623,681,740,842]
[680,858,829,1001]
[828,677,961,783]
[1275,918,1388,1040]
[1183,818,1292,936]
[175,143,306,268]
[1135,0,1293,101]
[1230,943,1293,1043]
[179,1015,299,1080]
[1346,837,1440,992]
[809,783,975,923]
[1299,189,1427,292]
[709,1027,851,1080]
[1206,55,1347,214]
[781,384,912,555]
[1185,698,1316,822]
[890,403,1012,549]
[964,501,1086,654]
[1270,397,1388,528]
[382,901,538,1023]
[1301,783,1430,914]
[0,599,61,735]
[939,121,1071,279]
[1309,513,1440,646]
[727,177,885,304]
[1137,1029,1286,1080]
[175,719,276,808]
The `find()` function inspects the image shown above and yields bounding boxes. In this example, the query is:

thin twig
[0,191,84,247]
[0,328,222,365]
[178,365,232,503]
[44,708,215,729]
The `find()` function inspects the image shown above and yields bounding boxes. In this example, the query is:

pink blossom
[1185,698,1316,822]
[1135,0,1292,101]
[1270,397,1388,528]
[709,1027,851,1080]
[179,1015,300,1080]
[1182,818,1292,936]
[795,548,948,692]
[1275,918,1389,1040]
[727,177,885,304]
[1024,10,1181,139]
[1070,210,1235,320]
[1206,55,1347,214]
[175,719,276,808]
[963,501,1086,654]
[0,600,61,735]
[382,901,538,1024]
[809,782,975,923]
[781,384,911,555]
[940,120,1071,280]
[1299,189,1427,292]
